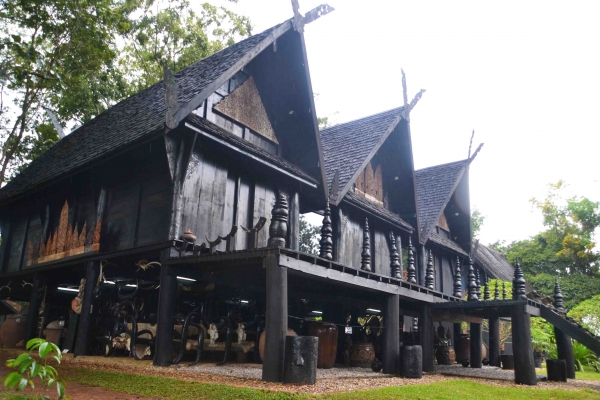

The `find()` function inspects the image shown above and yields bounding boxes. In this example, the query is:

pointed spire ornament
[512,260,527,301]
[494,280,500,300]
[484,277,491,301]
[453,257,462,298]
[553,276,565,312]
[319,203,333,260]
[267,191,288,248]
[467,256,478,301]
[389,232,402,279]
[361,218,371,272]
[425,250,435,289]
[406,237,417,283]
[475,269,482,300]
[502,281,507,300]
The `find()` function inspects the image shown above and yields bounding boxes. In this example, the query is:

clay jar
[258,329,297,363]
[307,321,338,369]
[349,342,375,368]
[435,346,456,365]
[1,315,27,348]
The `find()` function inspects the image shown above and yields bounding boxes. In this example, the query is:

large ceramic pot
[258,329,297,363]
[533,351,543,368]
[308,321,338,369]
[456,335,470,363]
[435,346,456,365]
[349,342,375,368]
[1,315,27,348]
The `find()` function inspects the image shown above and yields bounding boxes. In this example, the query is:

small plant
[4,338,68,399]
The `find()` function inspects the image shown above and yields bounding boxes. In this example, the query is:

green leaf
[47,378,55,387]
[17,377,28,391]
[50,343,61,359]
[11,34,21,43]
[46,365,58,378]
[11,353,30,368]
[17,357,34,374]
[30,361,40,378]
[28,379,34,389]
[39,342,52,359]
[4,371,22,389]
[57,381,66,399]
[53,355,61,364]
[26,337,44,350]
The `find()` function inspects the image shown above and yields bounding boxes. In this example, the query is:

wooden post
[453,322,462,358]
[262,253,287,382]
[419,303,433,372]
[382,293,400,375]
[288,192,300,251]
[24,273,44,347]
[553,277,575,378]
[511,304,537,385]
[153,258,177,367]
[470,322,482,368]
[489,317,501,367]
[73,260,100,357]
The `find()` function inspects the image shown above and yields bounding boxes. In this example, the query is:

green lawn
[538,368,600,381]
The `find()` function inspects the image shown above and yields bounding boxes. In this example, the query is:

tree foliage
[504,181,600,277]
[471,207,484,240]
[299,215,320,256]
[524,273,600,310]
[569,293,600,335]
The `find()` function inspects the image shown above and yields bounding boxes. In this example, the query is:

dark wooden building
[0,12,597,386]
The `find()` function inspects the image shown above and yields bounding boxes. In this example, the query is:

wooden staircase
[540,303,600,355]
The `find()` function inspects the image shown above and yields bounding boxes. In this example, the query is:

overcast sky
[214,0,600,245]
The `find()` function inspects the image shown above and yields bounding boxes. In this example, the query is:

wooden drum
[308,321,338,369]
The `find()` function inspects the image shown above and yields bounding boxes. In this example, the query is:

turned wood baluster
[467,256,478,301]
[512,260,527,301]
[475,270,481,300]
[494,281,500,300]
[425,250,434,290]
[484,276,490,301]
[389,232,402,279]
[361,218,371,272]
[319,203,333,260]
[268,191,289,248]
[453,257,462,298]
[407,237,417,284]
[502,281,507,300]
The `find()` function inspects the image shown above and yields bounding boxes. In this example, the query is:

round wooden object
[349,342,375,368]
[307,321,338,369]
[258,329,297,363]
[456,335,470,362]
[1,315,27,348]
[435,345,456,365]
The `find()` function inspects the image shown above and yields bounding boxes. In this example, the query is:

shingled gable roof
[474,243,514,281]
[0,19,327,205]
[320,107,405,205]
[414,159,470,244]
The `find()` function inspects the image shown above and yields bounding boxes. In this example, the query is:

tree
[120,0,251,91]
[299,215,320,255]
[471,207,484,240]
[524,273,600,310]
[569,294,600,335]
[504,181,600,276]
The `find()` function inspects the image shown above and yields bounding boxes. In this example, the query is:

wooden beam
[489,317,501,367]
[262,254,287,382]
[382,293,400,375]
[470,322,482,368]
[512,304,537,385]
[153,251,178,367]
[419,303,434,372]
[431,310,483,324]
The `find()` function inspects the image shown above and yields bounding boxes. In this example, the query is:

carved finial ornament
[502,281,507,300]
[475,269,481,300]
[425,250,434,290]
[319,203,333,260]
[494,281,500,300]
[483,276,490,301]
[407,237,417,284]
[389,232,402,279]
[512,260,527,301]
[268,191,289,248]
[361,218,371,272]
[553,276,565,312]
[453,257,462,298]
[467,256,478,301]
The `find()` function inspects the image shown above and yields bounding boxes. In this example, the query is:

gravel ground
[1,349,598,395]
[434,364,545,381]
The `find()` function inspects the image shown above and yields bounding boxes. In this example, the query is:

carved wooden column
[382,293,400,374]
[467,257,478,301]
[361,218,371,272]
[553,277,575,379]
[483,276,490,301]
[512,304,537,385]
[262,253,287,382]
[489,317,501,367]
[154,252,177,367]
[419,303,433,372]
[389,232,402,279]
[453,323,463,359]
[288,192,300,251]
[475,270,481,300]
[453,257,462,298]
[494,281,500,300]
[268,191,288,248]
[319,203,333,260]
[74,260,100,357]
[470,322,482,368]
[512,261,527,300]
[24,273,45,347]
[406,237,417,284]
[502,282,507,299]
[425,250,434,290]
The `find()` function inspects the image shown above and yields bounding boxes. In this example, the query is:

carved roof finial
[389,232,402,279]
[319,203,333,260]
[407,236,417,284]
[553,276,565,312]
[425,249,434,290]
[467,256,478,301]
[494,280,500,300]
[453,257,462,298]
[512,259,527,301]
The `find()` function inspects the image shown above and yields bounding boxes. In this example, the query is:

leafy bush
[530,318,556,353]
[3,338,67,399]
[572,341,598,372]
[569,294,600,335]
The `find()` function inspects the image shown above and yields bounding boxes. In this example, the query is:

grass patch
[538,368,600,381]
[58,368,600,400]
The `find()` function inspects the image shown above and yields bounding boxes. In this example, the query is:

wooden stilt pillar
[153,261,177,367]
[453,323,462,362]
[262,254,287,382]
[470,322,482,368]
[382,294,400,375]
[511,305,537,385]
[24,273,44,347]
[555,328,575,379]
[74,261,100,357]
[489,317,501,367]
[419,303,433,372]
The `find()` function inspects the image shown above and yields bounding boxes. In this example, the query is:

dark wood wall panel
[104,182,140,251]
[373,229,390,276]
[6,216,27,272]
[252,181,276,248]
[442,255,453,295]
[22,214,42,269]
[136,173,171,246]
[340,214,362,268]
[235,177,252,250]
